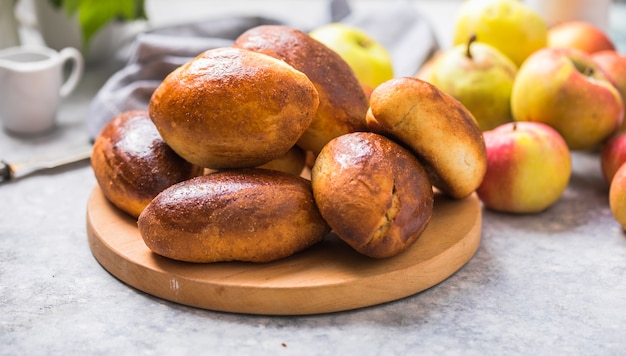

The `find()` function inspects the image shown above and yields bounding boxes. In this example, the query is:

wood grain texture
[86,186,481,315]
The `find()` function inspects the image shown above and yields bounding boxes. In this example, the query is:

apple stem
[584,67,594,77]
[466,34,477,60]
[358,38,372,49]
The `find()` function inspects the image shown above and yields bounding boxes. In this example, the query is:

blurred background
[4,0,625,68]
[1,0,624,151]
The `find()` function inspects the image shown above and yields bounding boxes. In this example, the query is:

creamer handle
[58,47,84,97]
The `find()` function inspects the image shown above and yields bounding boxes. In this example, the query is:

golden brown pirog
[311,132,434,259]
[91,110,203,218]
[138,169,330,263]
[368,77,487,199]
[149,47,319,170]
[233,25,369,155]
[257,145,307,177]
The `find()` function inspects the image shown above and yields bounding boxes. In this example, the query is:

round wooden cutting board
[86,186,482,315]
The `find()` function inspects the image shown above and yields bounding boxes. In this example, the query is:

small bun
[365,107,386,134]
[91,110,203,218]
[149,47,319,169]
[311,132,434,258]
[257,145,306,176]
[233,25,369,154]
[138,169,330,263]
[369,77,487,199]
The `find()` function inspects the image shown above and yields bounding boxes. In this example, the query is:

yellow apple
[609,162,626,230]
[309,23,394,90]
[511,47,624,150]
[476,121,571,214]
[428,36,517,131]
[453,0,548,67]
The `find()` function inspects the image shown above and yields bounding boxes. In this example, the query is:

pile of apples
[415,0,626,226]
[311,0,626,229]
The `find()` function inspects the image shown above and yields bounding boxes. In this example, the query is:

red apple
[601,133,626,184]
[592,50,626,131]
[548,21,615,54]
[476,121,571,214]
[511,47,624,150]
[609,162,626,230]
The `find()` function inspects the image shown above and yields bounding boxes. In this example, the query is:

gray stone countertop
[3,1,626,355]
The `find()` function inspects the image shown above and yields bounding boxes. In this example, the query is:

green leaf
[48,0,64,9]
[61,0,81,17]
[49,0,147,51]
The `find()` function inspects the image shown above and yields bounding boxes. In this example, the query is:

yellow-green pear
[453,0,547,67]
[428,36,517,131]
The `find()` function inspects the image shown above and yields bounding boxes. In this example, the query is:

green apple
[429,35,517,131]
[453,0,547,67]
[511,47,624,150]
[310,23,394,91]
[476,121,571,213]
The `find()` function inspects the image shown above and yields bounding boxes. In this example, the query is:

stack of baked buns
[91,25,487,263]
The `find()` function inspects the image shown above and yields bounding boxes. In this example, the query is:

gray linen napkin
[85,0,439,140]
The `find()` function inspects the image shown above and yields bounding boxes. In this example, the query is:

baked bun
[138,169,331,263]
[148,47,319,169]
[203,146,307,176]
[257,145,306,176]
[364,107,385,134]
[91,110,203,218]
[311,132,434,259]
[233,25,369,154]
[369,77,487,199]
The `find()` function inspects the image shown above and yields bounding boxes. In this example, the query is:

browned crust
[148,47,319,169]
[233,25,369,154]
[91,110,203,218]
[369,77,487,199]
[138,169,331,263]
[311,132,434,258]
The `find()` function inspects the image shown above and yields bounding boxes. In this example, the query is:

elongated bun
[149,47,319,169]
[233,25,369,154]
[138,169,330,263]
[369,77,487,199]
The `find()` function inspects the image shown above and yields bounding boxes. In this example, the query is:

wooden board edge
[86,187,482,315]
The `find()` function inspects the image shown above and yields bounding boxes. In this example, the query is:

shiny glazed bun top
[91,110,203,218]
[311,132,434,259]
[148,47,319,170]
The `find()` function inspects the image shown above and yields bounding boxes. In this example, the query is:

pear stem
[466,34,477,60]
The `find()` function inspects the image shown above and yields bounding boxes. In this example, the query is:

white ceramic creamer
[0,46,84,135]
